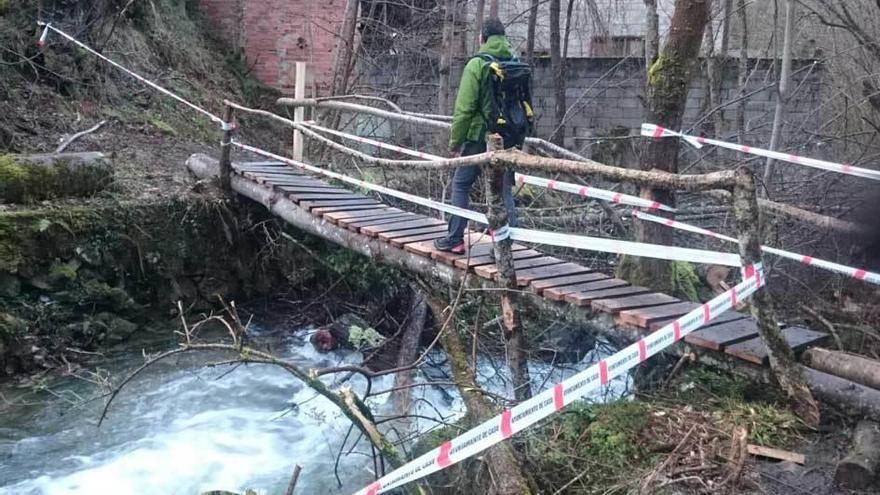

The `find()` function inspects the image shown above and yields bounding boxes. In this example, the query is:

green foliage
[686,367,748,399]
[347,324,385,349]
[531,400,650,465]
[147,114,177,136]
[715,401,803,446]
[322,248,403,293]
[671,261,700,302]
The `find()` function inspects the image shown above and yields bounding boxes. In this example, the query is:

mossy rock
[0,152,114,204]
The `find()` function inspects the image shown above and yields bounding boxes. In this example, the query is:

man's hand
[448,147,462,158]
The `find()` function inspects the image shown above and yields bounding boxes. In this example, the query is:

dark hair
[481,18,505,41]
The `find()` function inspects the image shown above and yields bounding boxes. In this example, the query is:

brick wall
[198,0,346,94]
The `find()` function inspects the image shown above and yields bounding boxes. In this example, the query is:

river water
[0,320,626,495]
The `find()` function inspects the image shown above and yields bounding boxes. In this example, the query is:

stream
[0,318,627,495]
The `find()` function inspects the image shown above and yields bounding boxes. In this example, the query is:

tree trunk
[643,0,660,67]
[392,289,428,412]
[438,0,457,116]
[804,348,880,391]
[549,0,565,145]
[0,152,113,204]
[475,0,485,51]
[525,0,539,63]
[623,0,709,293]
[762,0,795,196]
[732,166,820,427]
[836,420,880,490]
[329,0,359,98]
[735,0,748,141]
[485,135,531,401]
[423,292,532,495]
[706,0,732,135]
[488,0,499,19]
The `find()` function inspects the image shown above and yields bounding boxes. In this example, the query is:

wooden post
[293,62,306,161]
[218,104,235,193]
[732,166,819,427]
[485,133,531,401]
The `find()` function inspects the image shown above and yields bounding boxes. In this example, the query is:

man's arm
[448,57,483,153]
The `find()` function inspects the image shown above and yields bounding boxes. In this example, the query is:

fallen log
[804,348,880,391]
[803,367,880,420]
[391,288,428,412]
[835,420,880,490]
[0,152,112,203]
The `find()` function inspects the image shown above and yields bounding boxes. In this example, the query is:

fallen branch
[56,120,106,153]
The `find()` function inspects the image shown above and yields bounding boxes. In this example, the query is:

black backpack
[474,53,534,149]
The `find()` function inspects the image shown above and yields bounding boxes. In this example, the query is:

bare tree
[620,0,710,292]
[525,0,539,63]
[438,0,457,116]
[475,0,485,50]
[329,0,360,98]
[735,0,749,141]
[549,0,565,145]
[762,0,796,196]
[489,0,499,19]
[644,0,660,67]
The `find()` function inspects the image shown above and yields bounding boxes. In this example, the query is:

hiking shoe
[433,237,465,254]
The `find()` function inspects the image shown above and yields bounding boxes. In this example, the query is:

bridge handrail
[231,100,737,191]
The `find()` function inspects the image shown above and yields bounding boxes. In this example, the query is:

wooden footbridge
[186,154,829,370]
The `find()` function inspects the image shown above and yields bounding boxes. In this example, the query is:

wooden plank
[431,234,519,265]
[591,292,678,314]
[235,166,302,173]
[340,213,417,229]
[321,207,403,224]
[285,191,371,202]
[747,444,805,465]
[336,211,417,231]
[513,263,595,287]
[453,249,544,269]
[404,239,440,257]
[310,203,386,215]
[388,230,448,246]
[617,301,702,329]
[361,217,446,237]
[473,256,564,279]
[683,317,759,351]
[725,326,828,365]
[277,186,353,195]
[382,225,448,242]
[300,199,382,210]
[649,310,746,332]
[530,272,608,294]
[554,279,633,304]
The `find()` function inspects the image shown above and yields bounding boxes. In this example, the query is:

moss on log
[0,152,113,203]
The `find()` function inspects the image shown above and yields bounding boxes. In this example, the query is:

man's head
[481,18,505,44]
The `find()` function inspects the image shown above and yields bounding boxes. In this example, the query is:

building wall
[363,55,822,152]
[198,0,346,94]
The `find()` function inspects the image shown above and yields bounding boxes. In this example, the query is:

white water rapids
[0,321,627,494]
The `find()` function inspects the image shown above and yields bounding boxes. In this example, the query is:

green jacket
[448,35,515,151]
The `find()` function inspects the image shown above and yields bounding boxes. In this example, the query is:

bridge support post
[293,62,307,161]
[485,133,532,401]
[218,104,236,193]
[733,166,819,426]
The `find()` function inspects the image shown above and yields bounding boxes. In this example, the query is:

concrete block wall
[198,0,346,94]
[363,55,822,151]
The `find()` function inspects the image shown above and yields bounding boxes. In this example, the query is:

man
[433,18,518,254]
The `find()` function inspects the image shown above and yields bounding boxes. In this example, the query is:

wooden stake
[733,166,819,427]
[218,104,235,193]
[485,133,531,401]
[293,62,306,161]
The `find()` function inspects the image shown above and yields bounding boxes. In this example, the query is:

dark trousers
[445,141,518,243]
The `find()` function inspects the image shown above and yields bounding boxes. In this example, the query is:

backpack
[474,53,534,149]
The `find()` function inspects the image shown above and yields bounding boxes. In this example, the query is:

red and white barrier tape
[514,173,675,212]
[353,264,764,495]
[37,22,227,126]
[301,122,675,212]
[642,124,880,182]
[633,210,880,286]
[232,141,743,267]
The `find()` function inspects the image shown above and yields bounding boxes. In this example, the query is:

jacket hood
[479,35,514,59]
